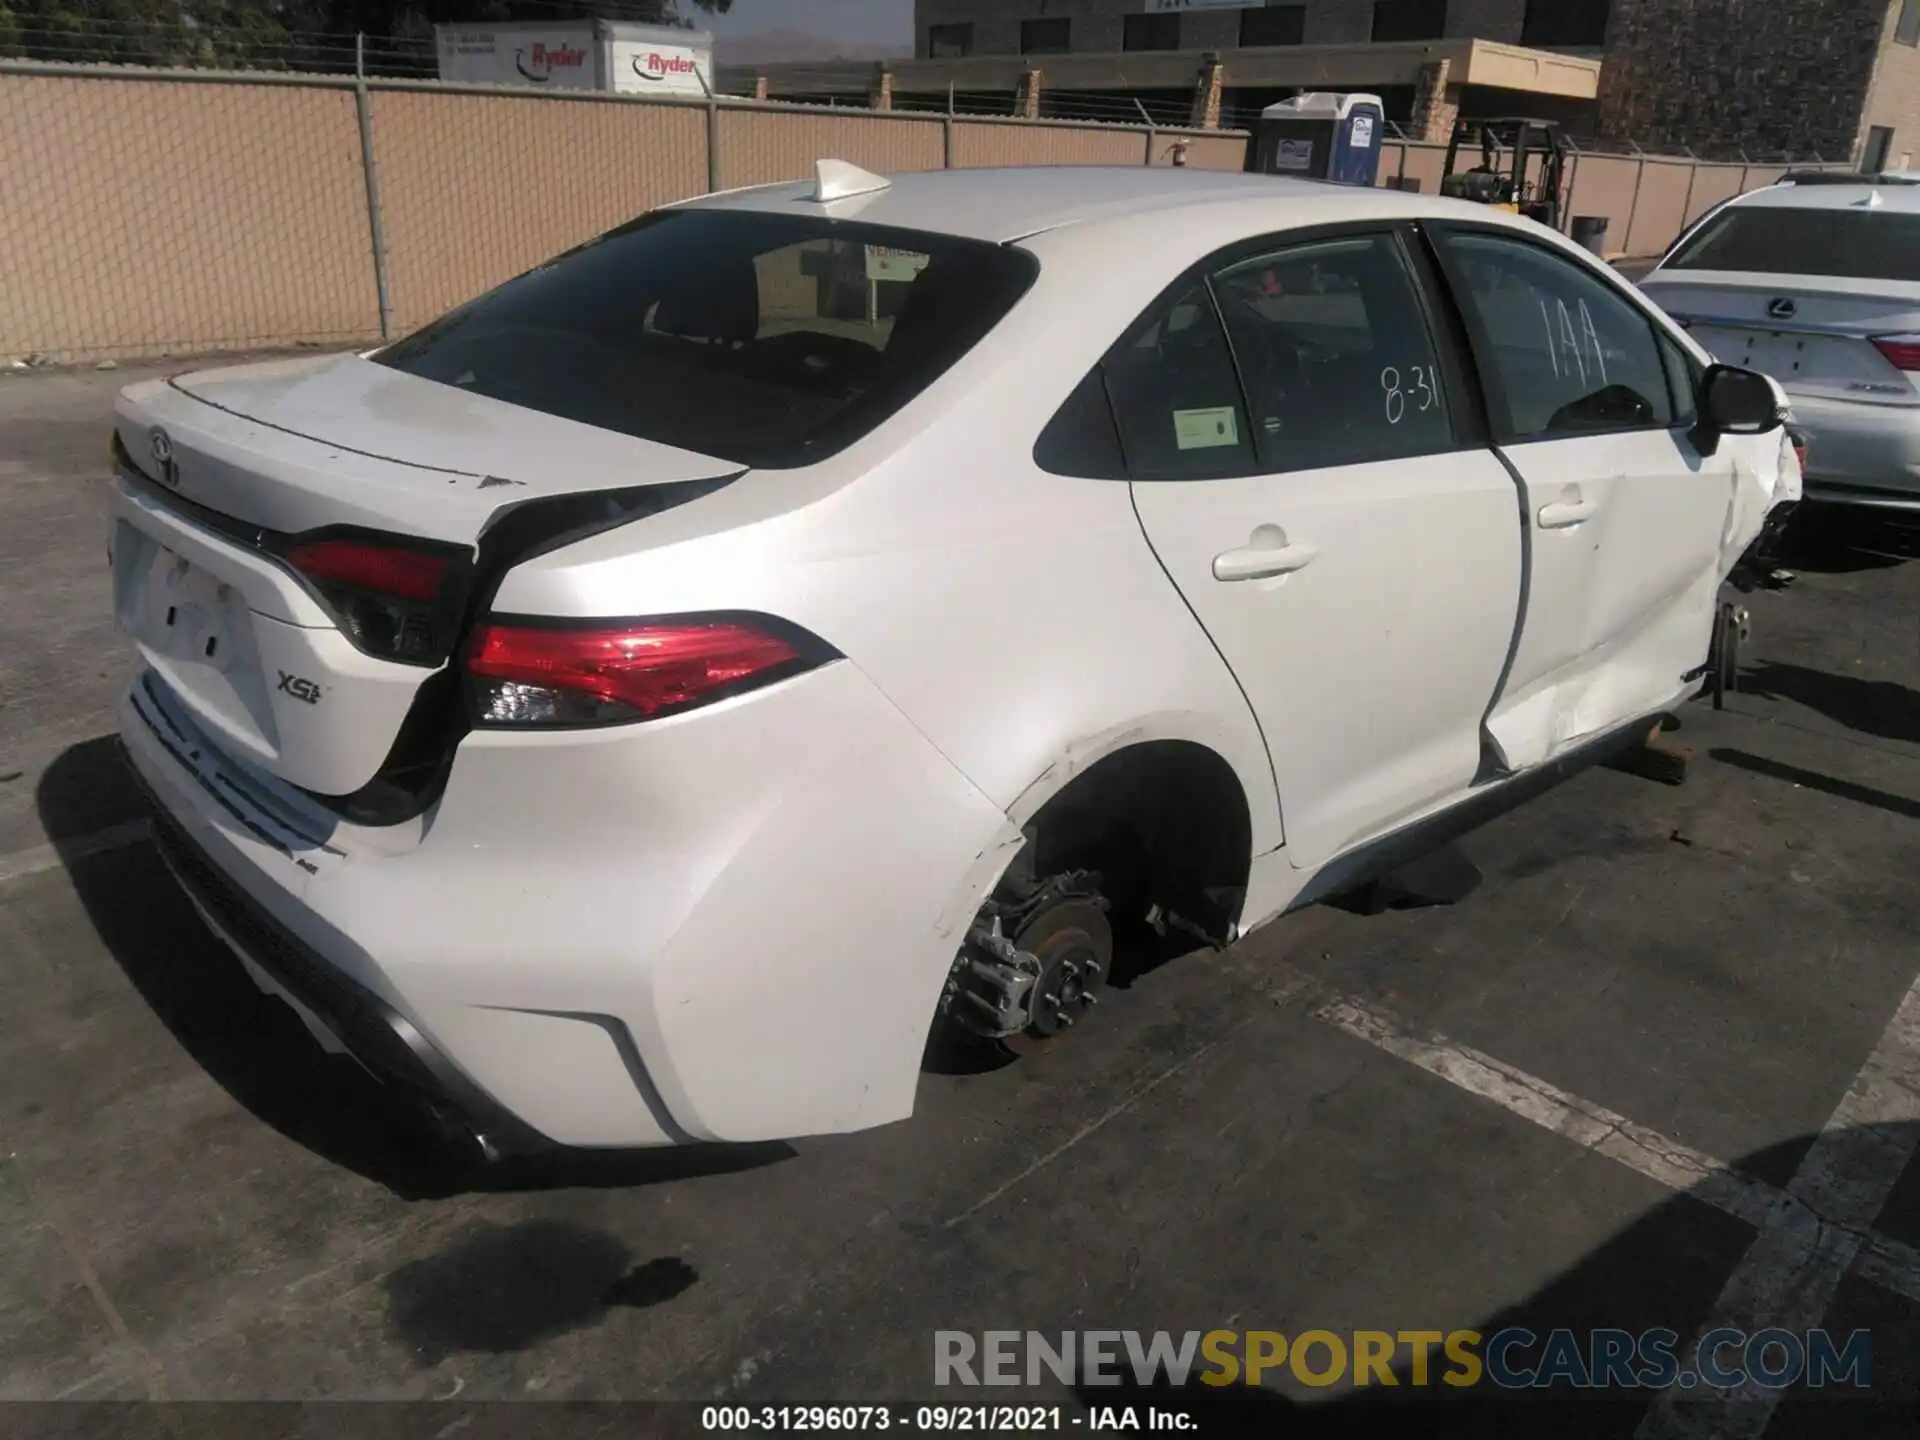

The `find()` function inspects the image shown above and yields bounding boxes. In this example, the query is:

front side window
[1665,204,1920,282]
[1437,231,1675,441]
[1100,281,1254,480]
[375,210,1036,468]
[1210,233,1455,472]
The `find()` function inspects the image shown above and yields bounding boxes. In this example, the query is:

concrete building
[721,0,1920,164]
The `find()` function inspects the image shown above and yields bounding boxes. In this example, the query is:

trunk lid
[119,352,744,544]
[111,354,740,800]
[1639,272,1920,407]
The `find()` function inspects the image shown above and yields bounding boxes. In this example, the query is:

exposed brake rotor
[942,872,1110,1052]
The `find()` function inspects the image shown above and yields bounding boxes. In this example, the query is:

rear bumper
[143,798,551,1159]
[1786,392,1920,504]
[119,659,1013,1149]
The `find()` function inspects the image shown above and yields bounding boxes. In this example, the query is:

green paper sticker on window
[1173,406,1239,450]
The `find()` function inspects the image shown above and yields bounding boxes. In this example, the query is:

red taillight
[284,539,453,600]
[281,535,468,666]
[1872,334,1920,372]
[465,618,831,727]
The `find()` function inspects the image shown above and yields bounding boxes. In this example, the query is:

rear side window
[1211,233,1454,472]
[1666,206,1920,282]
[1099,282,1256,480]
[374,209,1037,468]
[1035,370,1127,479]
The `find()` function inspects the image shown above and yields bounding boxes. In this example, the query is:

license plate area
[114,519,249,672]
[1690,325,1816,378]
[1687,325,1882,390]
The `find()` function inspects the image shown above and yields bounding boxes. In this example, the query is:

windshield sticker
[1174,407,1240,449]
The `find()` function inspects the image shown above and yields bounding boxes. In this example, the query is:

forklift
[1439,116,1572,229]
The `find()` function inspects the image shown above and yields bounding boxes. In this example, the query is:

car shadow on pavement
[37,736,793,1201]
[1735,663,1920,747]
[1070,1128,1920,1436]
[1710,748,1920,822]
[1777,506,1920,575]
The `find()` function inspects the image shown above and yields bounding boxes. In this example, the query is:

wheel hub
[1026,943,1101,1038]
[942,881,1111,1053]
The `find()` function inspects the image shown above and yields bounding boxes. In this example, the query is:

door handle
[1536,493,1596,529]
[1212,530,1319,582]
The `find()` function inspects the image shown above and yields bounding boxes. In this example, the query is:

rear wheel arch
[1008,737,1256,945]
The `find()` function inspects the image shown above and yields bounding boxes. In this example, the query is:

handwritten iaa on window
[1538,296,1611,388]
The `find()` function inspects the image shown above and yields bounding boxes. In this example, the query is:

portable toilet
[1248,92,1385,187]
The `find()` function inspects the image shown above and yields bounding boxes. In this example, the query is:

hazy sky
[700,0,915,46]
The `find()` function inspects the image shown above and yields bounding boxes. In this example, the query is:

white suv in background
[1640,178,1920,511]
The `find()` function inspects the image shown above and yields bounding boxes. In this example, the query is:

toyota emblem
[1766,297,1797,320]
[148,426,172,465]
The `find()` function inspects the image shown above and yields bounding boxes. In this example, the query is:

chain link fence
[0,56,1854,367]
[0,59,1250,365]
[1374,134,1851,263]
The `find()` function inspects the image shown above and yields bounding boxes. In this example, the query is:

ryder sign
[435,20,713,97]
[610,38,713,97]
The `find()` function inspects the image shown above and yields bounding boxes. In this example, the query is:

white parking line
[1312,993,1779,1227]
[0,819,150,885]
[1305,987,1920,1340]
[1635,975,1920,1439]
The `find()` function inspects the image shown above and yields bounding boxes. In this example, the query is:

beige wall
[1564,153,1641,255]
[0,74,380,362]
[721,109,945,188]
[1164,133,1249,170]
[952,118,1147,167]
[2,66,1830,365]
[1621,158,1691,258]
[372,90,708,335]
[1377,142,1762,258]
[1682,164,1746,227]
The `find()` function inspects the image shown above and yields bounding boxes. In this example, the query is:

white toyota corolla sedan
[1639,177,1919,510]
[109,162,1798,1158]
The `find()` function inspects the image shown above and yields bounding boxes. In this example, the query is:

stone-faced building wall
[1596,0,1890,158]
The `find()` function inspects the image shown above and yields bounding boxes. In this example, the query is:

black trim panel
[1288,712,1655,912]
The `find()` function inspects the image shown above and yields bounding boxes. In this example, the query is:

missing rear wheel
[937,875,1113,1059]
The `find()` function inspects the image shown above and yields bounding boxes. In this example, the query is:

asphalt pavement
[4,360,1920,1436]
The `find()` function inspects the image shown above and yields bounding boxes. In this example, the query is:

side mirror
[1701,363,1787,434]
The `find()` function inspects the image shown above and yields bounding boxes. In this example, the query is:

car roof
[1725,179,1920,214]
[676,164,1506,244]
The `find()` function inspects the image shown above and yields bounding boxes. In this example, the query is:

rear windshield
[1666,205,1920,282]
[373,209,1038,467]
